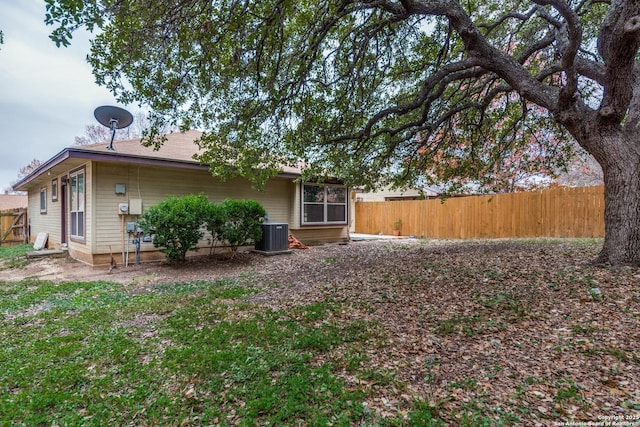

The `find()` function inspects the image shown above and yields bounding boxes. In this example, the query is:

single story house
[13,130,353,266]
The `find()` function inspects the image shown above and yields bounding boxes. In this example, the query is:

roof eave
[13,147,302,191]
[12,148,72,191]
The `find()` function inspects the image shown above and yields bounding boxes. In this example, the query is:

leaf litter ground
[244,238,640,424]
[2,238,639,425]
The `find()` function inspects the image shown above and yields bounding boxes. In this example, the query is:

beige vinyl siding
[289,226,349,244]
[25,175,63,248]
[92,162,294,255]
[92,162,131,256]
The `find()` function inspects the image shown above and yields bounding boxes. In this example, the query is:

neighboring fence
[355,185,605,239]
[0,208,28,246]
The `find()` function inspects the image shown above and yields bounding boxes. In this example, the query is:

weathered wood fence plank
[355,186,605,238]
[0,208,28,246]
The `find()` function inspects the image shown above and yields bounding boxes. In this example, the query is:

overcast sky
[0,1,130,192]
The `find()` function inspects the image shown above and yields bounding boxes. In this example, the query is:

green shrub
[217,199,266,253]
[139,196,267,261]
[203,202,226,253]
[138,194,210,263]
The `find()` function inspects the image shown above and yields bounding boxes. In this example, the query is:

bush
[139,195,267,262]
[138,194,210,263]
[203,202,226,253]
[216,199,266,254]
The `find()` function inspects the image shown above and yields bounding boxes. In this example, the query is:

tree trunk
[594,140,640,266]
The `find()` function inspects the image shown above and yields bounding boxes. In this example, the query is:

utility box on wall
[254,223,291,255]
[129,199,142,215]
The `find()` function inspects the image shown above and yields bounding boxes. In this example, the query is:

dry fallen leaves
[242,238,640,423]
[7,238,639,424]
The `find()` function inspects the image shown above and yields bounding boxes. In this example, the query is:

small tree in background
[138,194,210,263]
[217,199,266,255]
[74,110,176,145]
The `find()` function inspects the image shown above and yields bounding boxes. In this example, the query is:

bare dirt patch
[0,239,424,289]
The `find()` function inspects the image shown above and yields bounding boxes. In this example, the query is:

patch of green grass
[457,401,520,426]
[406,401,447,426]
[449,377,479,391]
[0,244,32,259]
[155,278,256,299]
[555,379,582,403]
[434,312,510,336]
[563,270,599,289]
[435,315,475,335]
[394,393,521,427]
[321,256,339,265]
[0,279,128,318]
[159,300,371,424]
[0,278,375,426]
[553,378,588,416]
[513,375,543,394]
[483,269,506,281]
[395,244,414,251]
[0,244,32,270]
[478,291,527,319]
[435,314,491,336]
[582,345,631,361]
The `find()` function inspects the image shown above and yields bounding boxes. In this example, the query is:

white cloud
[0,1,127,191]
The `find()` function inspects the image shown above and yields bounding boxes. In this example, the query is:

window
[51,178,58,202]
[302,184,347,225]
[69,169,85,240]
[40,188,47,213]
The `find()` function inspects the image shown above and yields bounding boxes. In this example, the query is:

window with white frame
[51,178,58,202]
[302,183,347,225]
[40,188,47,213]
[69,169,85,240]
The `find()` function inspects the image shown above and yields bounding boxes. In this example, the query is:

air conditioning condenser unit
[254,223,292,255]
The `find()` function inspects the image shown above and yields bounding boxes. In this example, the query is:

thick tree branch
[477,6,540,35]
[574,57,606,85]
[533,0,582,112]
[334,58,484,143]
[517,31,555,65]
[437,3,557,111]
[597,1,640,121]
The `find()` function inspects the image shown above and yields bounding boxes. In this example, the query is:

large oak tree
[45,0,640,265]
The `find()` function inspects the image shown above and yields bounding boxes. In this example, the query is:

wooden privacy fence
[355,185,605,239]
[0,208,28,246]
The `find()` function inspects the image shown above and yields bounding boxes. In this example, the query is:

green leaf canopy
[45,0,598,191]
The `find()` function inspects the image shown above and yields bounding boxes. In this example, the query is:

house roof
[78,129,207,163]
[0,194,28,210]
[13,130,302,191]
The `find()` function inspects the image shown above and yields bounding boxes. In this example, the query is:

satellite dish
[94,105,134,151]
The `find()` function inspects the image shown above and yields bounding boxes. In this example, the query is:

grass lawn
[0,239,639,425]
